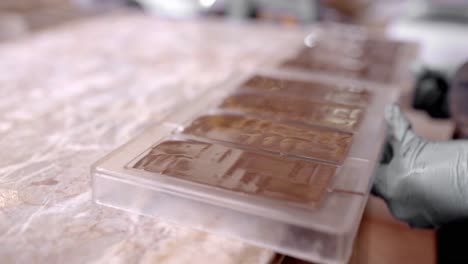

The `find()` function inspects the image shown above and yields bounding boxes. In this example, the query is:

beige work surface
[0,14,303,264]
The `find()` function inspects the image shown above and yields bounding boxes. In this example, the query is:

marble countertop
[0,14,301,264]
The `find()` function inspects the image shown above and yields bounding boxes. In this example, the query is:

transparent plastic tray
[92,72,397,264]
[275,23,419,96]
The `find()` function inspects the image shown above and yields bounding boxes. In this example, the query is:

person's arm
[373,104,468,228]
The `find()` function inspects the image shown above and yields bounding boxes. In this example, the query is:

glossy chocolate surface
[183,114,352,164]
[282,39,402,83]
[219,94,363,131]
[134,139,336,206]
[239,75,370,107]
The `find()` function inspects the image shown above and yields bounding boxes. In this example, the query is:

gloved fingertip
[384,104,413,143]
[384,104,397,117]
[384,104,401,125]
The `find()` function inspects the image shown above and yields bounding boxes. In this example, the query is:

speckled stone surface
[0,14,302,264]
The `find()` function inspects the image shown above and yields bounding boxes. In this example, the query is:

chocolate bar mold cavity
[182,114,353,164]
[133,139,336,207]
[239,75,371,107]
[219,93,364,132]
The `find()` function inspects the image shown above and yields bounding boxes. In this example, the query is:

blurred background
[2,0,468,77]
[0,0,395,40]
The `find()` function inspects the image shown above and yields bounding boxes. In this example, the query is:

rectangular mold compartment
[236,74,372,107]
[217,93,364,133]
[272,23,419,98]
[179,113,354,164]
[92,71,397,264]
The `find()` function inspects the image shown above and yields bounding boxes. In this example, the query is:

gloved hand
[373,104,468,228]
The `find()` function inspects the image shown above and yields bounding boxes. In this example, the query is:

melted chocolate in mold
[183,114,352,164]
[302,37,401,64]
[134,139,336,206]
[282,39,401,83]
[239,75,370,107]
[219,94,363,131]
